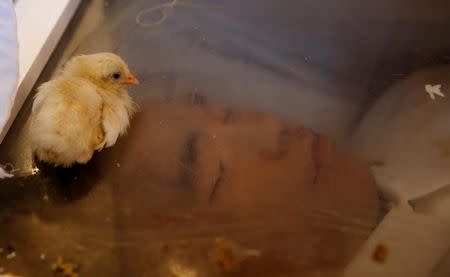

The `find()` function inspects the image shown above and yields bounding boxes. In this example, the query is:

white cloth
[0,0,18,178]
[352,65,450,201]
[0,0,19,143]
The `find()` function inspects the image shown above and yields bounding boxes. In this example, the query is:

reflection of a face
[106,95,379,275]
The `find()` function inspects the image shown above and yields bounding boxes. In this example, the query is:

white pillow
[352,65,450,202]
[0,0,19,141]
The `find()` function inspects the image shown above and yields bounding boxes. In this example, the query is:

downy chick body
[29,52,139,167]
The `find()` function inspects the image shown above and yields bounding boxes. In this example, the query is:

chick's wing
[30,77,104,166]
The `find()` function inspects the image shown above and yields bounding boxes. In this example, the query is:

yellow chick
[29,52,139,167]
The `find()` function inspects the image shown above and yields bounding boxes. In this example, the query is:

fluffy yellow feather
[29,52,138,167]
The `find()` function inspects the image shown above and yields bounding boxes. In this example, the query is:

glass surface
[1,0,450,276]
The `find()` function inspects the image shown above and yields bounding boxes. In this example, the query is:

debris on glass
[372,243,388,264]
[167,259,198,277]
[51,256,79,277]
[210,237,261,272]
[5,252,15,260]
[31,167,40,175]
[1,244,16,261]
[425,84,445,100]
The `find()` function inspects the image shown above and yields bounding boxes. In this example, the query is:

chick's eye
[112,72,121,79]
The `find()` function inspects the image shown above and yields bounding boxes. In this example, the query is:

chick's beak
[120,74,139,85]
